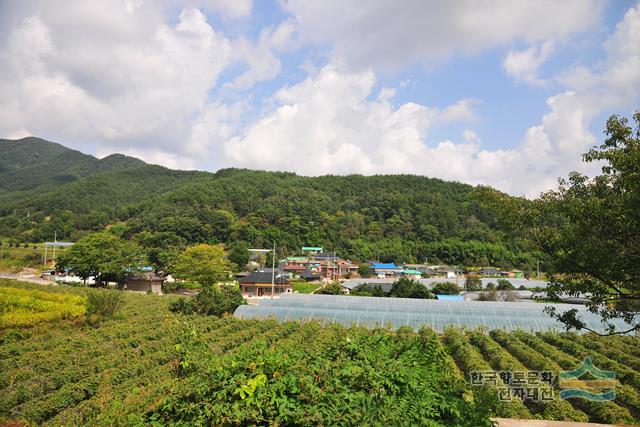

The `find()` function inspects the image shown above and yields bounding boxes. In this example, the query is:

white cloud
[223,63,473,175]
[221,2,640,198]
[503,41,555,85]
[281,0,603,70]
[226,28,282,90]
[0,2,231,158]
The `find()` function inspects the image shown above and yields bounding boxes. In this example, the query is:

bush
[87,290,124,319]
[315,282,343,295]
[486,282,496,290]
[477,289,497,301]
[496,279,514,290]
[432,282,460,295]
[350,283,386,297]
[465,275,482,291]
[389,277,435,299]
[170,285,245,317]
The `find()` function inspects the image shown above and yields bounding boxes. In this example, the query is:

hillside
[0,137,538,268]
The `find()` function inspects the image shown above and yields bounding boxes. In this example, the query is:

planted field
[1,280,639,426]
[0,285,86,328]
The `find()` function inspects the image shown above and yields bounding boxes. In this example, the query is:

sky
[0,0,639,197]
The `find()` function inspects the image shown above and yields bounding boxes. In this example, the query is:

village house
[320,259,359,279]
[371,262,403,278]
[238,271,292,298]
[435,266,463,279]
[123,271,165,295]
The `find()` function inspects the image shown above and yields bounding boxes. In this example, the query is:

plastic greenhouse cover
[234,293,634,334]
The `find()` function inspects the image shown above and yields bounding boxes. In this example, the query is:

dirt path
[0,272,55,286]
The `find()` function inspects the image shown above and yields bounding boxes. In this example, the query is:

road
[0,272,55,286]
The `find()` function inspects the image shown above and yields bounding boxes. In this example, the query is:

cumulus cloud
[503,41,555,85]
[221,3,640,197]
[0,1,231,166]
[280,0,603,70]
[0,0,637,198]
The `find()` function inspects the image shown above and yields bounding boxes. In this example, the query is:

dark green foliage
[350,283,386,296]
[479,110,640,334]
[147,322,494,426]
[357,264,374,278]
[0,138,539,269]
[496,279,514,290]
[389,277,435,299]
[2,280,640,425]
[169,285,245,317]
[227,241,250,270]
[432,281,460,295]
[315,282,343,295]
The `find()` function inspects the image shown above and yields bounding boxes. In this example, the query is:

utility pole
[271,241,276,299]
[43,243,48,268]
[51,231,58,266]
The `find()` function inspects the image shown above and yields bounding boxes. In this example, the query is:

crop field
[0,279,639,426]
[0,285,86,328]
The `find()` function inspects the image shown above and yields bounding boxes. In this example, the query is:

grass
[293,281,321,294]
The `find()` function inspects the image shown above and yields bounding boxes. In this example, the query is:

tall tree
[173,243,233,287]
[479,111,640,334]
[55,232,143,286]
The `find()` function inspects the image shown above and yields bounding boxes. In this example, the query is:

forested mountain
[0,138,538,269]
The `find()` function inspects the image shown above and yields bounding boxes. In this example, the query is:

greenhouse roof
[234,293,634,334]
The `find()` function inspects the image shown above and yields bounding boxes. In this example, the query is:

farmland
[1,279,639,426]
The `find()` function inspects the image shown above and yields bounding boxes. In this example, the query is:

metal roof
[371,262,398,269]
[234,293,633,334]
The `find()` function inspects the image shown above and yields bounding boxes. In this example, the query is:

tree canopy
[0,137,540,269]
[172,243,233,287]
[479,111,640,335]
[55,232,142,285]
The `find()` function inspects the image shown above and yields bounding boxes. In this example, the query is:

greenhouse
[234,293,633,334]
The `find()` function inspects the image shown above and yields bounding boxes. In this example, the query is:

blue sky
[0,0,639,197]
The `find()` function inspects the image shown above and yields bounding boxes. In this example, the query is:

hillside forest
[0,137,539,271]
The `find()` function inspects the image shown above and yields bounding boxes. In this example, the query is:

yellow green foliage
[0,286,86,328]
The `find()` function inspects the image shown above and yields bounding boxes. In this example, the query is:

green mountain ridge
[0,137,537,268]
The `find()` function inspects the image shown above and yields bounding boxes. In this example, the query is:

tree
[173,244,233,287]
[351,283,386,297]
[358,264,374,278]
[432,281,460,295]
[316,282,343,295]
[170,285,245,317]
[389,277,434,299]
[479,111,640,335]
[227,241,250,271]
[465,274,482,291]
[496,279,514,291]
[55,232,143,286]
[477,289,498,301]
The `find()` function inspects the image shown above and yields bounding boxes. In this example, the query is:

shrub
[87,290,124,319]
[389,277,435,299]
[477,289,498,301]
[496,279,514,290]
[432,282,460,295]
[170,285,245,317]
[465,275,482,291]
[350,283,386,297]
[315,282,343,295]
